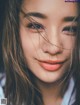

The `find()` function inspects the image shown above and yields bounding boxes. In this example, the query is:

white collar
[62,78,76,105]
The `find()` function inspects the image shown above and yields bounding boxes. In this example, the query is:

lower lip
[39,62,63,71]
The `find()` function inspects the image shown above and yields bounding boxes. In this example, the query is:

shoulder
[0,86,4,98]
[0,73,5,98]
[74,75,80,105]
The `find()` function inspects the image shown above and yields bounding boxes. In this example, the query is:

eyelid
[62,25,77,36]
[62,25,77,31]
[27,22,45,30]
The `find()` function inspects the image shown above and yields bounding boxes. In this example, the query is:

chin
[35,73,65,85]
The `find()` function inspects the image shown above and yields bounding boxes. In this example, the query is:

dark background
[0,0,6,72]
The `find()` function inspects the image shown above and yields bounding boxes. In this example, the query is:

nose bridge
[47,26,60,45]
[41,25,63,55]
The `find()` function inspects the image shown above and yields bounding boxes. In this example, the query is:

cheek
[19,25,40,57]
[62,36,76,50]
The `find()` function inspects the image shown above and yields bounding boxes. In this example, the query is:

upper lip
[37,59,66,64]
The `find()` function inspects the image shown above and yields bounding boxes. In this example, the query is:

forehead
[22,0,78,18]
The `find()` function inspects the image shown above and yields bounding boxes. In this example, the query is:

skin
[19,0,78,105]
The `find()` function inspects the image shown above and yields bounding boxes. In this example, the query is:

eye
[26,22,45,33]
[62,26,77,36]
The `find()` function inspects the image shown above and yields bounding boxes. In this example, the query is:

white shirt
[0,73,5,98]
[62,78,76,105]
[0,86,4,98]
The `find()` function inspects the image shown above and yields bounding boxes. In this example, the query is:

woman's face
[19,0,78,83]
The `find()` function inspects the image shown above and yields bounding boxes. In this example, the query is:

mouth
[38,60,65,71]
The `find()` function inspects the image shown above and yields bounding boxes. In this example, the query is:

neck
[36,79,69,105]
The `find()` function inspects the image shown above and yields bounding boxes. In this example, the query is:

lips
[38,60,65,71]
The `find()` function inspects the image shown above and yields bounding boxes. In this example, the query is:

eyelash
[62,26,77,35]
[26,22,77,35]
[27,22,45,32]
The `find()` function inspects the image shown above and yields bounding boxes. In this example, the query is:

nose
[42,28,63,55]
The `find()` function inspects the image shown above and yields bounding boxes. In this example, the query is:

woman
[2,0,80,105]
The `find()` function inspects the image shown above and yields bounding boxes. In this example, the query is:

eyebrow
[63,16,78,22]
[21,10,78,22]
[21,10,47,19]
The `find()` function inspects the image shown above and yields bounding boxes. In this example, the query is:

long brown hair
[2,0,43,105]
[2,0,80,105]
